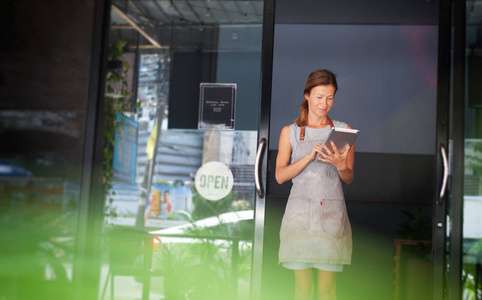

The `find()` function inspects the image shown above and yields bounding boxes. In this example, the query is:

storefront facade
[1,1,481,299]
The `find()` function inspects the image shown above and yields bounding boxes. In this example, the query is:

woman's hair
[294,69,338,126]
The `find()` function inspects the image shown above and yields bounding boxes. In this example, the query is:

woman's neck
[307,115,330,128]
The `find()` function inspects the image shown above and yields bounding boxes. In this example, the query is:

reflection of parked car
[0,162,32,188]
[0,161,33,178]
[148,210,254,299]
[146,211,254,300]
[149,210,254,250]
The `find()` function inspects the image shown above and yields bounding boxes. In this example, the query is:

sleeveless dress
[278,121,352,266]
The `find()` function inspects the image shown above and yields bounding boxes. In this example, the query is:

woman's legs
[317,270,337,300]
[293,269,314,300]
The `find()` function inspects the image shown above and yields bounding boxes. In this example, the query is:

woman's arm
[337,143,355,185]
[275,125,322,184]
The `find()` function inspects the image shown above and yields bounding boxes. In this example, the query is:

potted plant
[396,209,432,300]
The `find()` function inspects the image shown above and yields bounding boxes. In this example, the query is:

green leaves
[397,209,432,241]
[108,39,127,61]
[103,39,134,222]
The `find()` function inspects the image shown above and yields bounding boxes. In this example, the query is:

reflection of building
[135,53,205,184]
[137,130,204,183]
[134,53,258,195]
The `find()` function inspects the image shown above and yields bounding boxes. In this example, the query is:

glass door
[100,1,266,299]
[261,1,442,300]
[459,3,482,300]
[463,4,482,296]
[437,0,482,299]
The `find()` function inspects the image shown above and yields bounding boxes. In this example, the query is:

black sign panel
[198,83,236,130]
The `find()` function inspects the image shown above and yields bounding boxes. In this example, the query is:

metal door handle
[439,144,449,201]
[255,138,266,198]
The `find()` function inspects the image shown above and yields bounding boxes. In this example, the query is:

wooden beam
[110,24,134,30]
[127,44,170,50]
[111,5,162,48]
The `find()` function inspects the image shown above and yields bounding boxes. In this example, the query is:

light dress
[278,121,352,270]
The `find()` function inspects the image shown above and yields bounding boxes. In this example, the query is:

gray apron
[279,121,352,265]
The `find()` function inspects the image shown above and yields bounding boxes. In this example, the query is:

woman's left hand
[317,141,350,171]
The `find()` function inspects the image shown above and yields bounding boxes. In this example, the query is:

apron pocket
[321,198,347,238]
[282,198,309,232]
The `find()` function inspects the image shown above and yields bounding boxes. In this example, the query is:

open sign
[195,161,234,201]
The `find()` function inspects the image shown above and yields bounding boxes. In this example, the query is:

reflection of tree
[191,185,237,221]
[466,140,482,175]
[463,238,482,300]
[151,224,253,300]
[465,140,482,196]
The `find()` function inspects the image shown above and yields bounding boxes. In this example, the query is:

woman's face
[305,84,336,118]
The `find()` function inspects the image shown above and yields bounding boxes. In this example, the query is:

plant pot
[402,257,432,300]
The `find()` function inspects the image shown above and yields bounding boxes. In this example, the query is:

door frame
[251,0,276,299]
[448,0,466,299]
[73,0,111,299]
[432,0,451,298]
[433,0,466,299]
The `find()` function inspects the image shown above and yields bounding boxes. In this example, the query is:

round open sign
[195,161,234,201]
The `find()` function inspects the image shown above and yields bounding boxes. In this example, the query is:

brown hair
[294,69,338,126]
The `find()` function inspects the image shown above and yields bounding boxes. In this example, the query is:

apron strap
[299,118,334,141]
[328,118,334,128]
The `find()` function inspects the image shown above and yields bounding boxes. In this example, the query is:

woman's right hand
[306,143,324,161]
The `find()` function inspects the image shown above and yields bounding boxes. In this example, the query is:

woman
[276,69,355,300]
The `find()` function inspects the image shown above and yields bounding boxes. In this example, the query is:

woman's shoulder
[281,123,298,131]
[280,124,295,136]
[279,124,300,144]
[332,119,349,128]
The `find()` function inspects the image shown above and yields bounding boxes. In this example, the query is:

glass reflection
[463,10,482,299]
[101,1,263,299]
[0,113,83,299]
